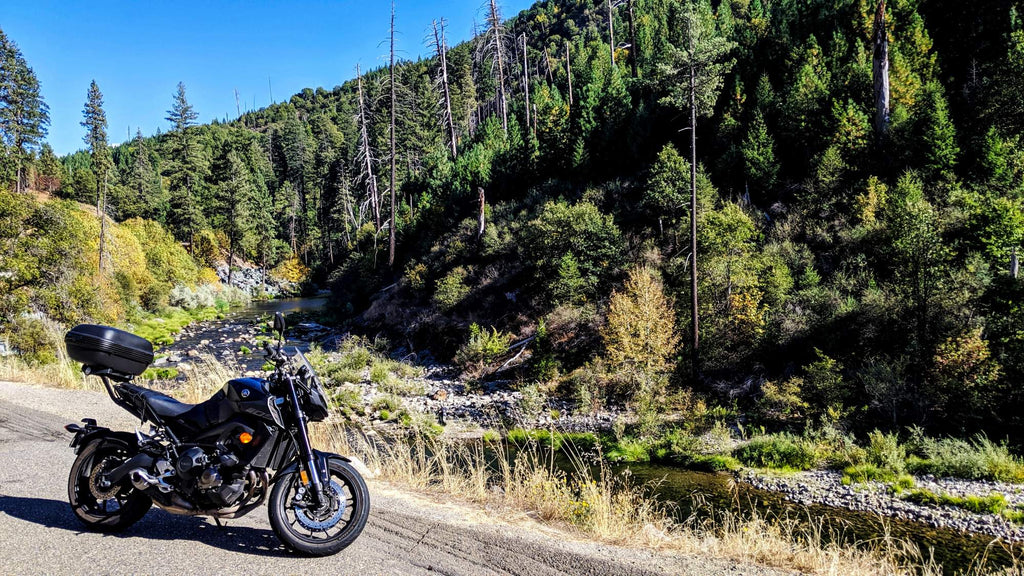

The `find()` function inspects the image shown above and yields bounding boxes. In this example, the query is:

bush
[456,323,512,367]
[909,435,1024,482]
[866,430,906,474]
[433,267,471,311]
[734,434,818,470]
[842,463,896,485]
[7,315,59,365]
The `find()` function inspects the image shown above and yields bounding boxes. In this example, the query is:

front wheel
[268,459,370,556]
[68,438,152,532]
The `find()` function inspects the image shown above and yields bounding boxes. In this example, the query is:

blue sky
[3,0,534,155]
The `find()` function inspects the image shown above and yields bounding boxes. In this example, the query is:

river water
[165,297,1017,574]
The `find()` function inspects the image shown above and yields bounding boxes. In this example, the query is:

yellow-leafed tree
[602,266,680,376]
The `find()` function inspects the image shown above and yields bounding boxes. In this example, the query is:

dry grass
[0,325,92,390]
[310,420,992,576]
[175,354,234,403]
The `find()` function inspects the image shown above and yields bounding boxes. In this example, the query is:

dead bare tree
[479,0,509,133]
[565,40,573,111]
[873,0,890,137]
[388,0,398,267]
[520,33,531,132]
[626,0,639,77]
[607,0,616,66]
[432,19,458,158]
[355,64,380,232]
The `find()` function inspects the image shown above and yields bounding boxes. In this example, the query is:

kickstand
[214,518,225,528]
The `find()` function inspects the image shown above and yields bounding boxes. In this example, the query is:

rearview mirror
[273,312,286,338]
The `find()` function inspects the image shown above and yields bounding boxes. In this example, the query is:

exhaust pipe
[130,469,174,493]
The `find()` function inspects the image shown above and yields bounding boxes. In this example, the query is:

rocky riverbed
[740,468,1024,542]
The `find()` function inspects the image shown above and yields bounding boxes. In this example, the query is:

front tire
[268,459,370,556]
[68,438,152,532]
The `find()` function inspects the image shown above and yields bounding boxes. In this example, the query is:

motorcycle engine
[174,446,247,508]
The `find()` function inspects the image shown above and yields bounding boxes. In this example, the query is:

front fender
[270,450,351,485]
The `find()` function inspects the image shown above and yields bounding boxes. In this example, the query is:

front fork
[287,376,326,507]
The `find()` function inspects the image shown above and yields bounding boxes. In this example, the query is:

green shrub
[734,434,818,470]
[690,454,742,472]
[377,376,426,396]
[331,385,365,419]
[140,367,179,381]
[605,437,652,462]
[239,346,251,355]
[1003,507,1024,524]
[369,362,391,384]
[909,435,1024,482]
[456,323,512,367]
[371,394,401,414]
[433,267,471,311]
[866,430,906,474]
[842,463,896,485]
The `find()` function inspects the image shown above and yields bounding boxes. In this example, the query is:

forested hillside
[2,0,1024,440]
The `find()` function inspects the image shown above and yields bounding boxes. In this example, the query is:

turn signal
[238,432,253,444]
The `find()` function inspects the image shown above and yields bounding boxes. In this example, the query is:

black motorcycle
[61,312,369,556]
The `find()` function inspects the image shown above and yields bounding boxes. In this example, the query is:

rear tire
[268,459,370,556]
[68,438,152,532]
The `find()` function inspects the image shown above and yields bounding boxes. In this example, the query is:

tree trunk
[1012,246,1019,279]
[873,0,890,137]
[689,38,700,378]
[607,0,616,66]
[97,175,107,273]
[227,231,235,286]
[627,0,639,78]
[388,0,397,268]
[356,65,380,231]
[477,187,486,239]
[434,20,458,158]
[521,33,531,133]
[565,40,573,111]
[489,0,508,134]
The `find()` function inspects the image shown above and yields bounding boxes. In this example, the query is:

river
[162,297,1017,574]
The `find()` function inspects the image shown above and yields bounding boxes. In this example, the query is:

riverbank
[741,468,1024,543]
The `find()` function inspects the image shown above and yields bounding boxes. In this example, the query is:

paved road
[0,382,790,575]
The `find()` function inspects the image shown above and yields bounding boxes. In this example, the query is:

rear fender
[64,419,137,455]
[270,450,351,485]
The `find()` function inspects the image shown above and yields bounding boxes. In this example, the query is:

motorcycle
[61,312,369,556]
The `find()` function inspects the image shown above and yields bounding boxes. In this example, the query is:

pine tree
[658,0,735,375]
[0,29,49,193]
[81,80,111,272]
[35,143,63,193]
[164,82,205,251]
[128,129,159,219]
[917,81,958,180]
[216,150,253,285]
[741,110,778,195]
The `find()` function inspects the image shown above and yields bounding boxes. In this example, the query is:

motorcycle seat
[118,383,194,418]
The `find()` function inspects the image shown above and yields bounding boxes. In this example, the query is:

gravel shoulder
[0,380,790,576]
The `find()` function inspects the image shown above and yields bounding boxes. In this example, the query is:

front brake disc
[294,479,346,530]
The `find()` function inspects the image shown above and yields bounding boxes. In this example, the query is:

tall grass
[909,435,1024,483]
[0,320,89,389]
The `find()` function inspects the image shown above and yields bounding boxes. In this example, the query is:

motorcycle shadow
[0,494,292,557]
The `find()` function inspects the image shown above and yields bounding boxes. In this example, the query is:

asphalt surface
[0,381,791,575]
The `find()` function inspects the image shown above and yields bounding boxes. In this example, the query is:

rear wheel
[268,459,369,556]
[68,439,152,532]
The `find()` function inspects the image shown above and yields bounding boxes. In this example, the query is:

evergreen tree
[81,80,111,272]
[164,82,206,251]
[0,28,49,193]
[658,0,735,374]
[128,129,160,220]
[741,110,778,195]
[215,150,254,285]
